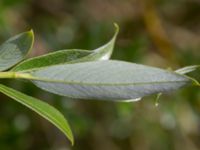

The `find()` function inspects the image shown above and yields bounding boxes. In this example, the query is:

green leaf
[76,23,119,62]
[11,49,92,72]
[0,84,74,144]
[21,60,192,101]
[11,23,119,72]
[175,65,199,74]
[0,30,34,71]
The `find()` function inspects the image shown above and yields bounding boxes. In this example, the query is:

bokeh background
[0,0,200,150]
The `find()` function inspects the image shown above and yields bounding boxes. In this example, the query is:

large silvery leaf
[0,84,74,144]
[24,60,192,101]
[12,24,119,72]
[0,30,34,71]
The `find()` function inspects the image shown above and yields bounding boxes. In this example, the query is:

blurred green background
[0,0,200,150]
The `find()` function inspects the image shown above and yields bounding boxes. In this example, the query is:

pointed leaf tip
[12,24,118,72]
[29,29,34,33]
[27,29,34,53]
[25,29,34,36]
[175,65,200,75]
[175,65,200,87]
[0,84,74,144]
[113,23,119,33]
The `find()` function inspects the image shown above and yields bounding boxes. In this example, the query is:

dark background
[0,0,200,149]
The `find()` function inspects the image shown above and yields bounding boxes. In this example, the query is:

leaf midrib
[27,75,190,86]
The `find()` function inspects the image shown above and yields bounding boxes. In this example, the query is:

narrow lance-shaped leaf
[0,30,34,71]
[175,65,200,86]
[175,65,199,74]
[0,84,74,144]
[11,24,119,72]
[76,23,119,62]
[18,60,195,101]
[11,50,92,72]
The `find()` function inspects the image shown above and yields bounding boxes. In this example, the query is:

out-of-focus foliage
[0,0,199,150]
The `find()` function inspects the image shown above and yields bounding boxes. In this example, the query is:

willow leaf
[0,30,34,71]
[12,24,119,72]
[20,60,194,101]
[0,84,74,144]
[11,50,92,72]
[175,65,199,74]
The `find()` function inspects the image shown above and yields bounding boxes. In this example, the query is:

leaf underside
[0,24,120,145]
[23,60,192,101]
[0,24,198,146]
